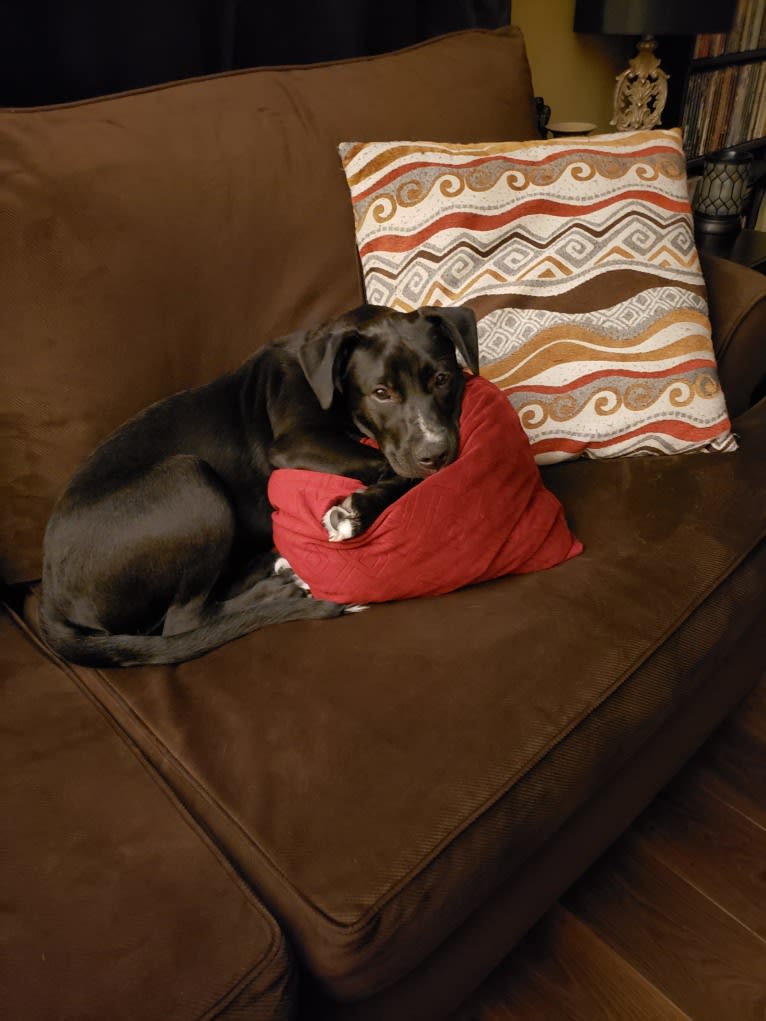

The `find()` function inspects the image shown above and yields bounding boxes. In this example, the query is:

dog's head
[298,304,479,479]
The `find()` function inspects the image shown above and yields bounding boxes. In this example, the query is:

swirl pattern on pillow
[339,130,736,463]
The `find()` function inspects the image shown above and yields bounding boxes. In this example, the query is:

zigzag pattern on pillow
[340,131,735,462]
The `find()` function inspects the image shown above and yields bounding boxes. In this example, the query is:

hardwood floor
[453,678,766,1021]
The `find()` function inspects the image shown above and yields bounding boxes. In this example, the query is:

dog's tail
[39,598,345,668]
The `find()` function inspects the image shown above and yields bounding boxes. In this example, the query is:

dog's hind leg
[161,567,344,643]
[162,593,216,636]
[43,451,352,667]
[42,453,238,638]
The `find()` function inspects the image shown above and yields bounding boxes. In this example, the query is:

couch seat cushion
[38,400,766,1003]
[1,610,295,1021]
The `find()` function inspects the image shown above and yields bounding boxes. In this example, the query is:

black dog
[40,304,479,667]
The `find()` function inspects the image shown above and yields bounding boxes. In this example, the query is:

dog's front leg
[323,475,417,542]
[270,431,388,487]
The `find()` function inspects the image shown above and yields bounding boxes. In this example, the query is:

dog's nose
[416,449,449,472]
[411,412,452,473]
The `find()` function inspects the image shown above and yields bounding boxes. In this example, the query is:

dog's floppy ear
[298,305,379,410]
[419,306,480,375]
[297,327,350,410]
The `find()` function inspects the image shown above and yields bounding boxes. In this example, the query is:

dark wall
[0,0,510,106]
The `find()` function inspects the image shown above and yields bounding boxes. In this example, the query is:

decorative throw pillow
[269,376,582,605]
[339,129,736,462]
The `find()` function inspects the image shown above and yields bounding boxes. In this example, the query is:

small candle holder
[693,150,753,237]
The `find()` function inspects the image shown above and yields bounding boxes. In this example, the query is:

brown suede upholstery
[312,602,766,1021]
[0,608,295,1021]
[0,27,537,585]
[2,25,766,1021]
[21,398,766,1001]
[701,253,766,416]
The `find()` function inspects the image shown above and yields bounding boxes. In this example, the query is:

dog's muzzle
[385,418,458,479]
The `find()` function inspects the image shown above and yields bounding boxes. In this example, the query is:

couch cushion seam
[339,530,766,932]
[84,650,352,931]
[2,601,286,978]
[34,530,764,941]
[195,927,291,1021]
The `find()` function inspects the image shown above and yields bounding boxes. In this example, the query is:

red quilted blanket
[269,376,582,604]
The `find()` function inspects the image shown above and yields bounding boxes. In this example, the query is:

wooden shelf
[687,136,766,173]
[691,47,766,70]
[682,2,766,163]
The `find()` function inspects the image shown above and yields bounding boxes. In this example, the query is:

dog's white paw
[322,496,361,542]
[273,555,311,593]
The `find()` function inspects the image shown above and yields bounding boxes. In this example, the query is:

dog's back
[40,305,478,666]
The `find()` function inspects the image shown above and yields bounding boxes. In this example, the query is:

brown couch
[2,26,765,1021]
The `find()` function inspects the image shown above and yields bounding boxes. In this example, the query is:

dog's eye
[372,386,392,401]
[433,372,452,388]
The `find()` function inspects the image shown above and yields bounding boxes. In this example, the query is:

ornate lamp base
[611,35,669,132]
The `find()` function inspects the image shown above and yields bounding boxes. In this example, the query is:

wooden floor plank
[563,837,766,1021]
[451,904,691,1021]
[456,677,766,1020]
[687,683,766,828]
[730,676,766,731]
[632,773,766,940]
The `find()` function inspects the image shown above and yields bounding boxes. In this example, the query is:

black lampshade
[574,0,736,36]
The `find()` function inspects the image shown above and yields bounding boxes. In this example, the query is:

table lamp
[574,0,737,131]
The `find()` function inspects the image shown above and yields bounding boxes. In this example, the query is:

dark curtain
[0,0,510,106]
[0,0,217,106]
[228,1,510,67]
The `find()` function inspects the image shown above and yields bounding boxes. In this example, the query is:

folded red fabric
[269,376,582,604]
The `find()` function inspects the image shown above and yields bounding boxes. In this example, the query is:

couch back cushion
[0,27,537,584]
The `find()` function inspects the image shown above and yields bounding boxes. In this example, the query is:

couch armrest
[701,253,766,418]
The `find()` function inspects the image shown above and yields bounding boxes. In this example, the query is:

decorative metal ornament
[611,36,669,131]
